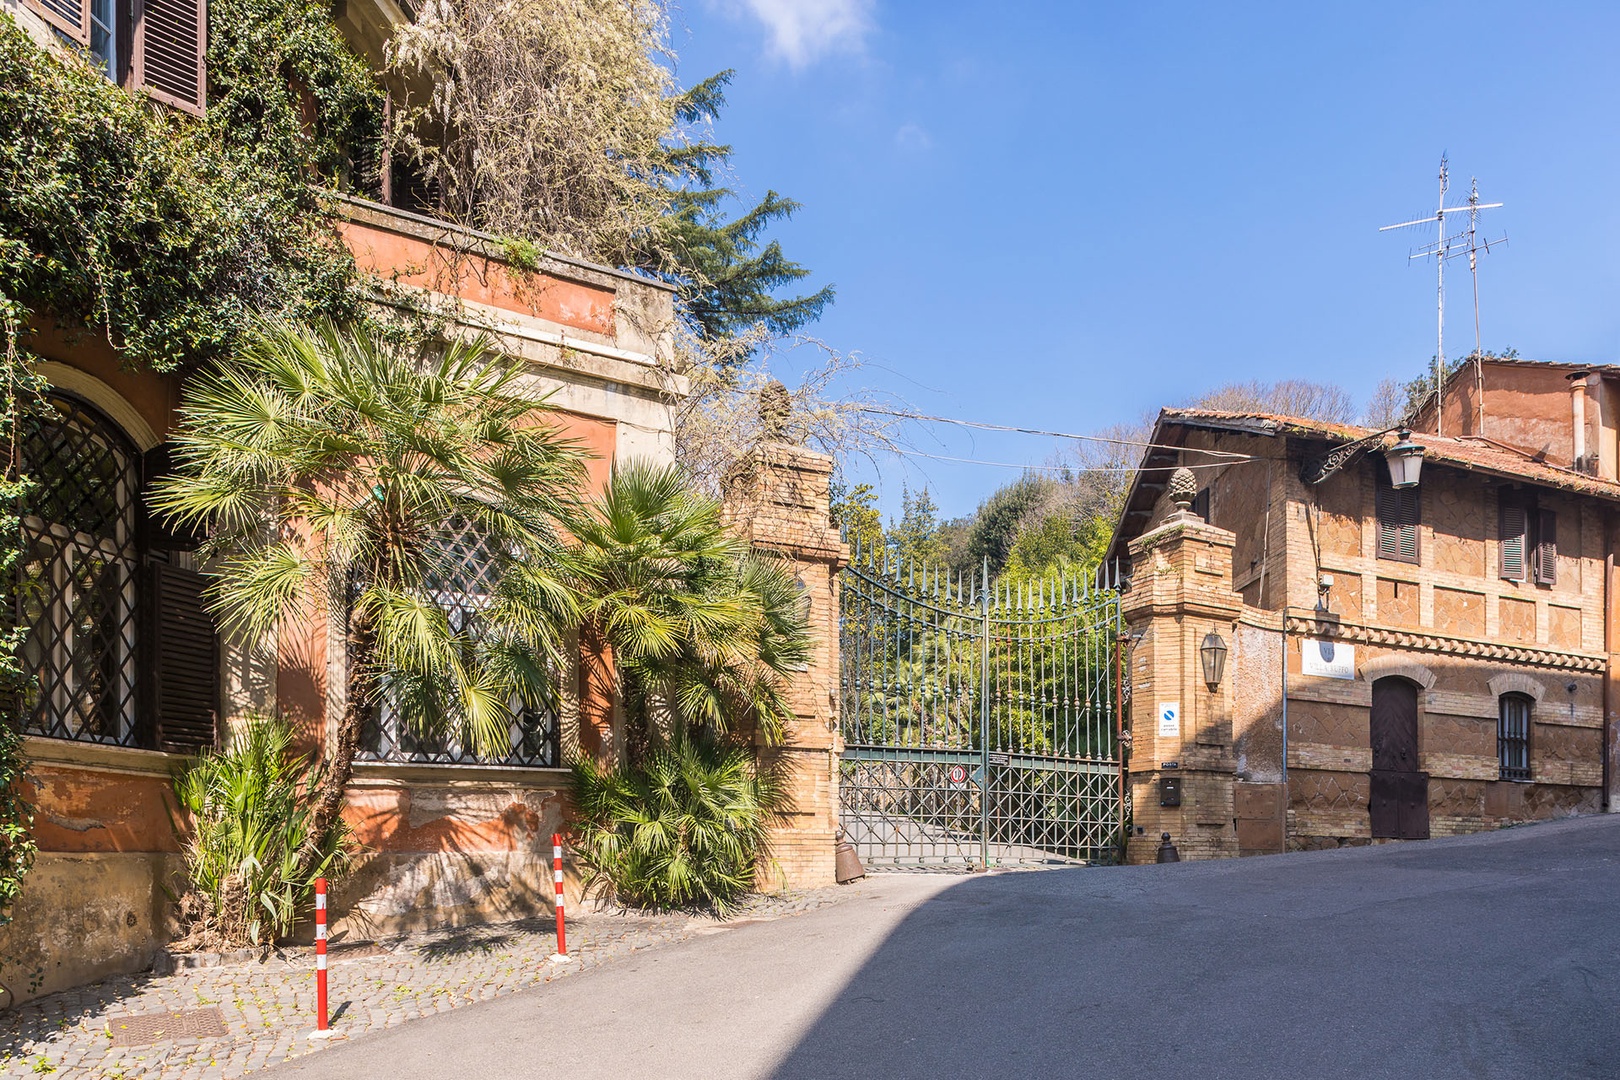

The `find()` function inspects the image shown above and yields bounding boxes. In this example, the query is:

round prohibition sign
[946,764,969,785]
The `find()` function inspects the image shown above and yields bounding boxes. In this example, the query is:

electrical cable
[857,407,1252,460]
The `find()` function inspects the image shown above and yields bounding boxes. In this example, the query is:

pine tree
[642,72,833,349]
[890,485,948,570]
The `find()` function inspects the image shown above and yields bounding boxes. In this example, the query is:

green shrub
[571,740,784,914]
[171,717,353,948]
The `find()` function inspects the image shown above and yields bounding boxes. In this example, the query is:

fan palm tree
[151,318,586,880]
[572,460,813,757]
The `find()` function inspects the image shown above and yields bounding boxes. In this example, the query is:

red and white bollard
[309,876,333,1038]
[550,833,572,963]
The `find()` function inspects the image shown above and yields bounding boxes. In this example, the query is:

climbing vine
[0,2,380,921]
[0,8,378,374]
[0,315,42,935]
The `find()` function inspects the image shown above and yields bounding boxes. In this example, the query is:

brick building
[1108,389,1619,863]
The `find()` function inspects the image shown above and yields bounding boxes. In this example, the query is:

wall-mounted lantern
[1200,631,1228,691]
[1303,426,1427,489]
[1383,429,1426,489]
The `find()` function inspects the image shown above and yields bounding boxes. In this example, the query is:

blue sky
[672,1,1620,520]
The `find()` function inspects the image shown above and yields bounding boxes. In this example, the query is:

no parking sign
[946,764,969,785]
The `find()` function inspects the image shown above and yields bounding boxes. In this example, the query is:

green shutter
[1533,509,1557,586]
[1499,497,1526,581]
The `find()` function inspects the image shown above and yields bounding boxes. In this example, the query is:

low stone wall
[0,851,183,1007]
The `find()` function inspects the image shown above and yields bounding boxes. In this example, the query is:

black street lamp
[1200,631,1228,691]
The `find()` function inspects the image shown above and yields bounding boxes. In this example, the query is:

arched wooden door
[1369,676,1429,839]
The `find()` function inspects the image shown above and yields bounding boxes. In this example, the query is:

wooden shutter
[1499,496,1527,581]
[1533,509,1558,586]
[22,0,92,44]
[133,0,206,115]
[1376,483,1419,564]
[148,561,219,751]
[140,443,206,551]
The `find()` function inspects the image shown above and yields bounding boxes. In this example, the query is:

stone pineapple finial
[1167,466,1197,512]
[759,379,793,443]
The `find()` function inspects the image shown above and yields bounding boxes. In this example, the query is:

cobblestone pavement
[0,887,852,1079]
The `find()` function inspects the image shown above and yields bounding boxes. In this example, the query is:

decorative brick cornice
[1282,616,1605,673]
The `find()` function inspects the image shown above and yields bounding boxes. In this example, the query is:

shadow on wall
[766,819,1620,1080]
[325,782,568,942]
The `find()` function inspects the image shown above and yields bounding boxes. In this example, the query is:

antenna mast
[1380,156,1504,437]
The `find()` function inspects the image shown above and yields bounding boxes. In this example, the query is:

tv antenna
[1380,156,1505,436]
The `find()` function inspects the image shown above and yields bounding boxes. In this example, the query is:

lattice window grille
[359,516,559,768]
[14,395,141,746]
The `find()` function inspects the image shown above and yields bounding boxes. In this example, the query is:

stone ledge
[349,762,571,788]
[23,736,185,779]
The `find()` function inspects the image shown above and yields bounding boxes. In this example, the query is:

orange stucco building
[0,0,854,1005]
[2,192,691,1002]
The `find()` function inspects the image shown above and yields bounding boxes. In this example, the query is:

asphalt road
[270,816,1620,1079]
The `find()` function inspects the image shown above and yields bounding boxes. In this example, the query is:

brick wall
[1120,432,1613,861]
[723,442,847,890]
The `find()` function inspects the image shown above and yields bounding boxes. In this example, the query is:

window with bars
[1498,693,1532,781]
[9,393,219,752]
[359,516,560,768]
[13,394,142,746]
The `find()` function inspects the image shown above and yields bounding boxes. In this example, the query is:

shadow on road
[769,817,1620,1080]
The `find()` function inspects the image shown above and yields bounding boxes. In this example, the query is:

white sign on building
[1157,701,1181,738]
[1301,637,1355,680]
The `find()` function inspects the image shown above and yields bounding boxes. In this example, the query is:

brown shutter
[1534,509,1558,586]
[132,0,206,115]
[1499,496,1527,581]
[148,562,219,751]
[21,0,92,44]
[1376,482,1419,565]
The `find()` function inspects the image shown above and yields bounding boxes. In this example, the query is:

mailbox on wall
[1159,775,1183,807]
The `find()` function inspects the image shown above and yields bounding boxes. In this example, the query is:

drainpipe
[1279,610,1289,850]
[1605,514,1615,811]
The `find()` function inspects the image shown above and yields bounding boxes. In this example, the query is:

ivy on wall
[0,1,381,925]
[0,12,377,372]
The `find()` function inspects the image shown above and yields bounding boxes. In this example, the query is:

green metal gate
[838,544,1124,869]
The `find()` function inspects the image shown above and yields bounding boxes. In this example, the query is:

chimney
[1570,371,1592,471]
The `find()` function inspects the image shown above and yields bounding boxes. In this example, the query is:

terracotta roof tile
[1160,407,1620,499]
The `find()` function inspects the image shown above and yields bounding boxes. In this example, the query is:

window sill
[350,760,570,787]
[23,735,185,778]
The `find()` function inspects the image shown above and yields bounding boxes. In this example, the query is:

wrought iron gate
[838,544,1123,869]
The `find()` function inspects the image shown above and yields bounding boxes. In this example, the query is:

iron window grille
[12,394,142,747]
[358,517,559,768]
[1498,693,1531,781]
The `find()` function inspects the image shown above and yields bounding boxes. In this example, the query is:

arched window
[14,393,141,745]
[1498,693,1532,781]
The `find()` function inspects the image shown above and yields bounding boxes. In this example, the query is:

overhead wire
[857,406,1253,460]
[891,448,1247,473]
